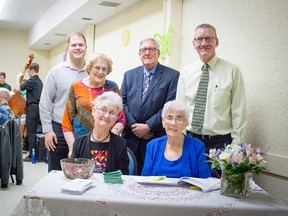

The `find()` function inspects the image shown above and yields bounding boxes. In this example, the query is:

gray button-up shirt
[39,59,88,133]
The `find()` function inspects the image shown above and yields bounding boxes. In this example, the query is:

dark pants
[188,132,232,154]
[48,121,69,172]
[26,104,40,157]
[187,132,232,178]
[134,139,149,175]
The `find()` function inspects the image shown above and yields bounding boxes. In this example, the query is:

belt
[187,131,231,140]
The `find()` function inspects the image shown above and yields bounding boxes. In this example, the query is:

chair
[0,119,23,189]
[127,147,137,175]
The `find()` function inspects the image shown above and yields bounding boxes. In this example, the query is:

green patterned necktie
[191,64,209,133]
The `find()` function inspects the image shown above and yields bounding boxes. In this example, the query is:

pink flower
[232,152,244,164]
[249,153,258,165]
[244,143,253,156]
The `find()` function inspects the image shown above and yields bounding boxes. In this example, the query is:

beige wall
[0,30,49,88]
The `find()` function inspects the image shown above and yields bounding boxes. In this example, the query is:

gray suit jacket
[120,63,179,152]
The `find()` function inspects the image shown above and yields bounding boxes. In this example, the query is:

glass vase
[220,171,253,199]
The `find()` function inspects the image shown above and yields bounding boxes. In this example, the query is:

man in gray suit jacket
[121,38,179,174]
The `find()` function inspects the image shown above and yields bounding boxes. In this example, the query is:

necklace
[91,132,110,142]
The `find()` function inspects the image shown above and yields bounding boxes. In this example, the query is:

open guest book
[134,176,221,193]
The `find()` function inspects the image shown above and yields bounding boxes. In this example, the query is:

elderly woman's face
[162,110,188,137]
[89,58,108,86]
[92,101,117,128]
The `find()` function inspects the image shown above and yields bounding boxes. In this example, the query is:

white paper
[177,177,221,192]
[135,176,221,192]
[61,179,95,195]
[134,176,178,186]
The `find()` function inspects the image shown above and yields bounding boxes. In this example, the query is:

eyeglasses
[96,107,117,118]
[92,66,108,73]
[165,116,185,124]
[194,36,216,44]
[139,47,157,54]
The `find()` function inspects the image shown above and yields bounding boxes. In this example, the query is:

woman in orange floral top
[62,53,126,157]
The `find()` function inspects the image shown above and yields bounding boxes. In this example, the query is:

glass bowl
[60,158,95,179]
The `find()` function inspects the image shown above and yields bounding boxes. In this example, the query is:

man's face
[193,27,218,63]
[0,76,5,84]
[67,35,87,62]
[138,40,160,71]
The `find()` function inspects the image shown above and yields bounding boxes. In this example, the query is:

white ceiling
[0,0,140,51]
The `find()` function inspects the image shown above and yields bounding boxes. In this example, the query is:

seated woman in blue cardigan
[142,100,211,178]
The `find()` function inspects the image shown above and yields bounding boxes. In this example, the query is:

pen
[190,186,200,190]
[152,176,166,181]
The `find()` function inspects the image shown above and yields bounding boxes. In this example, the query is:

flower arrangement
[208,142,267,176]
[208,142,267,198]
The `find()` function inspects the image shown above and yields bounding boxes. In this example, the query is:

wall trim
[264,153,288,178]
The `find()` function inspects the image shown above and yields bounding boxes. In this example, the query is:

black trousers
[134,139,149,175]
[187,132,232,154]
[26,104,40,157]
[187,132,232,178]
[47,121,69,172]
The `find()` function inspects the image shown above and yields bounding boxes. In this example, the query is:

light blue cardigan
[142,135,212,178]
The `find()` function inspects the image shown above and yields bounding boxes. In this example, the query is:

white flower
[229,144,242,153]
[219,152,231,164]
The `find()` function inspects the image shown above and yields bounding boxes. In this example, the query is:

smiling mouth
[169,128,178,132]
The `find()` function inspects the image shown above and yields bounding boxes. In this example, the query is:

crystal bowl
[60,158,95,179]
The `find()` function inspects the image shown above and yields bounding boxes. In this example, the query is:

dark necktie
[191,64,209,133]
[142,71,151,101]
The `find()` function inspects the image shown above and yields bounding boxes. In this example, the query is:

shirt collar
[63,58,86,72]
[143,63,157,75]
[206,55,218,70]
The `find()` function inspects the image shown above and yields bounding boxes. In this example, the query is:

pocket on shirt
[213,88,231,109]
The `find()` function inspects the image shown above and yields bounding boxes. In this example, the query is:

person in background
[0,72,12,91]
[72,91,129,174]
[176,23,247,154]
[20,79,27,98]
[121,38,180,174]
[40,32,88,172]
[17,78,28,152]
[15,63,43,161]
[142,100,211,178]
[62,53,126,157]
[0,87,14,126]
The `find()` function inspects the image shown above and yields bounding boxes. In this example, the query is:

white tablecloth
[11,171,288,216]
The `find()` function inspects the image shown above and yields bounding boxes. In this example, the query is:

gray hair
[162,100,190,122]
[195,23,217,38]
[0,87,11,101]
[92,91,123,115]
[85,53,113,75]
[139,38,160,51]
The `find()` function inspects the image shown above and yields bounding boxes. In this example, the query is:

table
[11,171,288,216]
